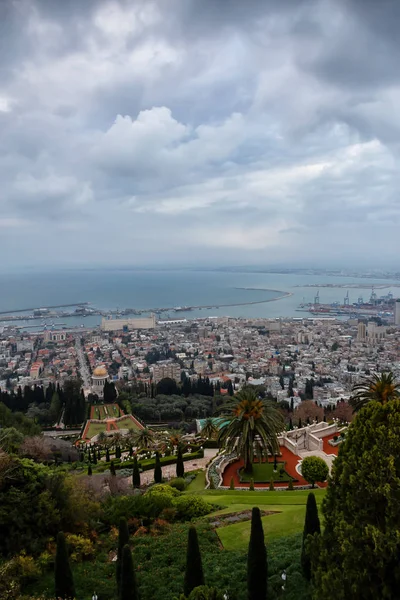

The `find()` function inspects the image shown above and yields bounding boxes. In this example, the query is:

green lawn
[239,461,291,483]
[199,489,326,549]
[186,471,206,492]
[85,421,108,438]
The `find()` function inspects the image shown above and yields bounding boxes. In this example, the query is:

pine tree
[117,518,130,593]
[154,452,162,483]
[184,526,204,597]
[247,507,267,600]
[55,532,75,600]
[110,460,116,476]
[301,492,321,580]
[132,456,141,488]
[176,447,185,478]
[119,544,139,600]
[88,463,92,476]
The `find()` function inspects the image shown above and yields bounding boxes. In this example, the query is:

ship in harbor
[173,306,193,312]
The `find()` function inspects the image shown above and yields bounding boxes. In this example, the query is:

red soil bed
[322,433,340,456]
[221,445,330,489]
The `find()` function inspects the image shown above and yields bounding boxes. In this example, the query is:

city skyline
[1,0,399,268]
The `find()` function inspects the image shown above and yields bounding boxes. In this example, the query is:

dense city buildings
[1,313,399,406]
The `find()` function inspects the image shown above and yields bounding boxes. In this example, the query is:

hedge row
[96,450,204,473]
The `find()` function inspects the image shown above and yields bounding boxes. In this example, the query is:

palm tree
[216,387,284,473]
[349,372,400,412]
[200,417,218,440]
[133,427,155,450]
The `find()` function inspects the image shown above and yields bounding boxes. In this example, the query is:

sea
[0,269,397,331]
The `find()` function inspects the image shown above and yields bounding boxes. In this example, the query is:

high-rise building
[395,299,400,326]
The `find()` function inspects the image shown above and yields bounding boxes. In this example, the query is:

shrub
[146,484,180,498]
[187,586,225,600]
[229,477,235,490]
[249,478,255,491]
[279,467,285,478]
[288,479,294,491]
[269,480,275,491]
[65,533,95,562]
[333,435,338,442]
[173,495,214,520]
[159,507,178,522]
[170,477,186,491]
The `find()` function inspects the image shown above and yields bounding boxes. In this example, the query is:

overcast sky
[0,0,399,270]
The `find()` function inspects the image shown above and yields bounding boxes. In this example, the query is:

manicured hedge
[96,450,204,473]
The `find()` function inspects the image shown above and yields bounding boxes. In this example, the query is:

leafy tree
[176,447,185,478]
[301,492,320,580]
[132,456,141,488]
[301,456,328,488]
[349,371,400,412]
[117,518,130,593]
[184,526,204,597]
[247,507,267,600]
[120,544,139,600]
[154,452,162,484]
[216,388,284,473]
[312,400,400,598]
[55,532,75,600]
[0,427,24,453]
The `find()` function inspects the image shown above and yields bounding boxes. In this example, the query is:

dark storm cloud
[0,0,399,267]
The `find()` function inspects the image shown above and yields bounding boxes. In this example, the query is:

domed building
[92,365,108,399]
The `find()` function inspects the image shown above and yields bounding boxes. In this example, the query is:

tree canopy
[312,400,400,599]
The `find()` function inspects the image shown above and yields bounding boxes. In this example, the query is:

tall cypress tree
[55,532,75,600]
[301,492,321,580]
[132,456,141,488]
[110,460,116,476]
[119,544,139,600]
[176,447,185,478]
[154,452,162,484]
[88,463,92,476]
[184,526,204,597]
[106,448,110,462]
[247,507,267,600]
[117,518,130,593]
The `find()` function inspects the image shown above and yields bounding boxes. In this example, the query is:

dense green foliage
[301,493,320,580]
[300,456,329,488]
[247,507,267,600]
[0,457,99,556]
[184,526,205,597]
[312,400,400,599]
[54,532,75,600]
